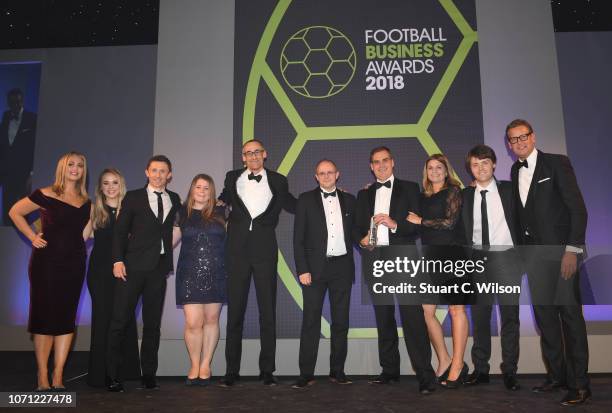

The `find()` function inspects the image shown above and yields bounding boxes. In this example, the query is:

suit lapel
[524,153,545,211]
[233,169,252,218]
[367,185,376,216]
[463,187,475,244]
[140,187,159,224]
[497,181,516,244]
[389,179,402,218]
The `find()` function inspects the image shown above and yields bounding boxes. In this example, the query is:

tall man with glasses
[507,119,590,405]
[353,146,437,394]
[219,139,296,386]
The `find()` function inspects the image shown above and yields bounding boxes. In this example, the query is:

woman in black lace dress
[86,169,140,387]
[407,154,468,388]
[173,174,226,385]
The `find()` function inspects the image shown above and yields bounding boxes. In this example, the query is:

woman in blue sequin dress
[173,174,226,385]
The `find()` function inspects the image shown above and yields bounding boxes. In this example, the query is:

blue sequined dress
[175,206,227,305]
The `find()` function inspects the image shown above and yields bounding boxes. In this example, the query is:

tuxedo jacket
[112,187,181,272]
[353,178,421,245]
[0,110,37,186]
[219,168,296,260]
[293,188,356,281]
[459,180,518,246]
[510,151,587,247]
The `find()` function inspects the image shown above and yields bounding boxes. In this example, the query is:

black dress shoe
[368,373,400,384]
[560,388,592,405]
[140,375,159,390]
[419,383,436,395]
[440,362,468,389]
[464,371,490,385]
[260,372,278,386]
[219,373,240,387]
[292,376,315,389]
[503,374,520,391]
[532,379,566,393]
[107,379,124,393]
[329,372,353,384]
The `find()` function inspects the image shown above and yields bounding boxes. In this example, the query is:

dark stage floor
[1,352,610,412]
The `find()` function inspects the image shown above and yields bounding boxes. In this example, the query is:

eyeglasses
[507,132,532,144]
[243,149,264,158]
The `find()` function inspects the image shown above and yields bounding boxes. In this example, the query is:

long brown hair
[422,153,462,197]
[92,168,126,229]
[51,151,88,198]
[184,174,223,224]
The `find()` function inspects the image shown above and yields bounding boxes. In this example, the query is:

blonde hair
[51,151,88,198]
[92,168,126,229]
[422,153,461,197]
[183,174,223,224]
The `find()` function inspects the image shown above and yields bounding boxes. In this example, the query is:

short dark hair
[7,88,23,98]
[147,154,172,171]
[465,144,497,175]
[242,139,265,150]
[369,146,393,163]
[505,119,533,139]
[315,158,337,172]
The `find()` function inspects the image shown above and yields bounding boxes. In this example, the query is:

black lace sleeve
[421,185,462,230]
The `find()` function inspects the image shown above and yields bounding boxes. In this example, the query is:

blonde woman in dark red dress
[9,151,91,391]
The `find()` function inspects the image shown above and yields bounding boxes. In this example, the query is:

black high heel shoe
[440,362,468,389]
[436,365,451,383]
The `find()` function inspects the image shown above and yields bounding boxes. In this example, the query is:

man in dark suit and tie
[107,155,181,392]
[0,88,37,225]
[458,144,522,391]
[292,159,356,388]
[218,139,296,386]
[507,119,590,405]
[354,146,437,394]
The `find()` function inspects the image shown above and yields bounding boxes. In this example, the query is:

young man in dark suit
[292,159,356,388]
[459,145,522,391]
[0,88,37,225]
[353,146,437,394]
[107,155,181,392]
[507,119,590,405]
[218,139,296,386]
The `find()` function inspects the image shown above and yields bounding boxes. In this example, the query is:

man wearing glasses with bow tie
[292,159,356,388]
[507,119,590,405]
[354,146,437,394]
[218,139,296,386]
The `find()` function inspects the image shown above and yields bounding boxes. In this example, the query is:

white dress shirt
[146,184,172,253]
[8,108,23,146]
[320,187,347,256]
[472,180,513,248]
[374,175,395,246]
[518,149,538,207]
[236,169,273,230]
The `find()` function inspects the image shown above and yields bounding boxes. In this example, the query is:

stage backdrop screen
[233,0,484,338]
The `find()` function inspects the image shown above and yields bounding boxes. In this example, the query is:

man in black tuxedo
[353,146,436,394]
[218,139,296,386]
[107,155,181,392]
[507,119,590,405]
[292,159,356,388]
[458,145,522,391]
[0,88,37,226]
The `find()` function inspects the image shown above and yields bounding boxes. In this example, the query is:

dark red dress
[27,189,91,335]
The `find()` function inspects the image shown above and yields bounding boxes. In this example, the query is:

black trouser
[470,250,521,375]
[106,258,167,379]
[373,303,436,386]
[523,245,590,390]
[225,257,277,374]
[298,255,352,378]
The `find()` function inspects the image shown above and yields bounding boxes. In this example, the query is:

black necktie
[322,190,337,198]
[154,191,164,224]
[375,180,391,189]
[480,189,490,246]
[248,172,262,183]
[517,159,528,169]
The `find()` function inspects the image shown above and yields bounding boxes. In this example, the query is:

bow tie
[248,172,262,183]
[321,190,337,198]
[375,180,391,189]
[517,159,528,169]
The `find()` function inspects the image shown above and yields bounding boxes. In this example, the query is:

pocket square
[537,177,551,183]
